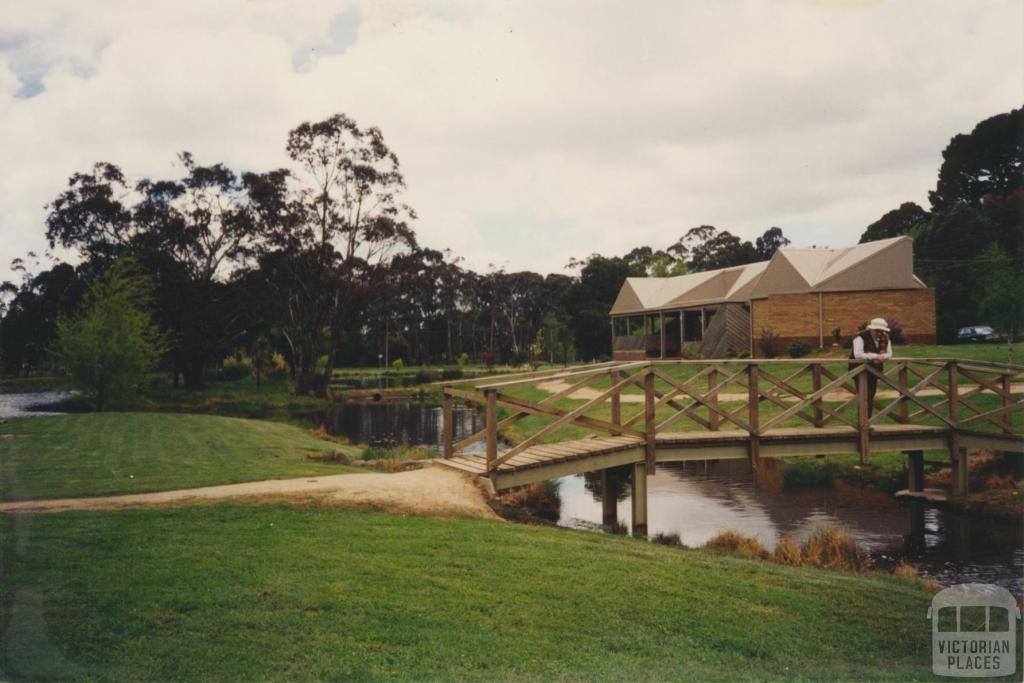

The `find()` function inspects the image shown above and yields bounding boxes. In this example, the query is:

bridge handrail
[440,358,1023,475]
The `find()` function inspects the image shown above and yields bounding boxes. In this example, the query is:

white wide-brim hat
[867,318,890,332]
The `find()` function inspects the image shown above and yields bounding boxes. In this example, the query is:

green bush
[52,258,165,411]
[414,369,439,384]
[360,447,393,461]
[787,340,812,358]
[391,358,404,371]
[221,361,252,381]
[440,368,464,381]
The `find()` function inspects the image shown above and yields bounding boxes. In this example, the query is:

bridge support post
[857,368,870,465]
[485,389,497,473]
[644,371,656,474]
[442,391,454,458]
[601,468,618,527]
[748,364,761,482]
[951,441,968,500]
[906,450,924,493]
[631,462,648,536]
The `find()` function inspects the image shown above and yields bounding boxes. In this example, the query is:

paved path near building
[536,379,1024,404]
[0,465,497,518]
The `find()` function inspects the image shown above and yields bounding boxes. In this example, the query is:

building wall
[750,288,936,357]
[821,289,935,345]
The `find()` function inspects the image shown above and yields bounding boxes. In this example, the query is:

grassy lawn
[0,413,362,501]
[0,504,943,682]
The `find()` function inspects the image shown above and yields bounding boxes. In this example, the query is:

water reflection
[560,459,1022,593]
[0,391,72,419]
[296,401,485,451]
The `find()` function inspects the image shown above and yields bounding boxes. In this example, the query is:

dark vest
[849,330,888,369]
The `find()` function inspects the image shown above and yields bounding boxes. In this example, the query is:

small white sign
[928,583,1020,678]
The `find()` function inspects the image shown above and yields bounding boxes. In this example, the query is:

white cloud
[0,0,1020,282]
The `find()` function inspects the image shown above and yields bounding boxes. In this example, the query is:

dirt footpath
[0,464,498,519]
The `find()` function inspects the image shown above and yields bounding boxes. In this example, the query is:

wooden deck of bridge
[436,424,975,489]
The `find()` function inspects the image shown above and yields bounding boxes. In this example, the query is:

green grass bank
[0,413,361,501]
[1,504,942,682]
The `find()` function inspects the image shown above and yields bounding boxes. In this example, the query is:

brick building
[609,236,936,359]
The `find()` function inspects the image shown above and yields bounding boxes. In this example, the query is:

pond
[558,459,1023,594]
[0,391,73,419]
[295,400,486,452]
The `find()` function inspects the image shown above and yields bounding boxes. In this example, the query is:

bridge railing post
[747,363,760,474]
[857,367,870,465]
[811,363,823,428]
[644,367,656,474]
[708,366,720,431]
[897,365,909,424]
[947,360,959,428]
[610,369,622,436]
[1002,370,1012,435]
[442,389,454,458]
[485,388,497,473]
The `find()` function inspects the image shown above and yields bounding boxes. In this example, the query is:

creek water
[559,460,1023,594]
[0,391,73,419]
[296,400,486,452]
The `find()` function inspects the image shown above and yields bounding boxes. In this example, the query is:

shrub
[497,481,562,522]
[652,532,685,547]
[800,527,872,572]
[770,537,803,566]
[786,340,812,358]
[52,258,165,411]
[221,360,252,381]
[414,369,439,384]
[885,317,908,344]
[391,358,404,371]
[680,342,703,360]
[360,447,393,461]
[266,365,290,381]
[757,328,778,358]
[457,352,470,368]
[703,531,769,560]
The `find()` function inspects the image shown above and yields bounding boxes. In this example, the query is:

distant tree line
[1,108,1019,394]
[857,107,1023,343]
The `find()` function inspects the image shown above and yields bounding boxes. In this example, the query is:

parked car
[956,325,1007,343]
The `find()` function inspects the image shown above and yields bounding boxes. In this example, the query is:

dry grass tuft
[770,537,803,566]
[497,481,561,522]
[703,531,769,560]
[800,527,872,572]
[892,562,943,593]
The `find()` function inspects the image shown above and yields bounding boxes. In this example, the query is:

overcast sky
[1,0,1021,282]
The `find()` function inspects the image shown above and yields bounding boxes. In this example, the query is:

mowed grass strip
[1,505,938,682]
[0,413,362,501]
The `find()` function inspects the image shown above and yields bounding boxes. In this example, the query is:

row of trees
[857,107,1023,342]
[0,112,791,395]
[1,107,1020,397]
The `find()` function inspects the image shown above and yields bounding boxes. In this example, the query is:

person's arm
[852,335,875,360]
[877,335,892,361]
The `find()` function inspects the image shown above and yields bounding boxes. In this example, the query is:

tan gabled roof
[609,262,767,314]
[610,236,925,315]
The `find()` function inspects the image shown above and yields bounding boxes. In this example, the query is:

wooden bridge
[437,358,1023,532]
